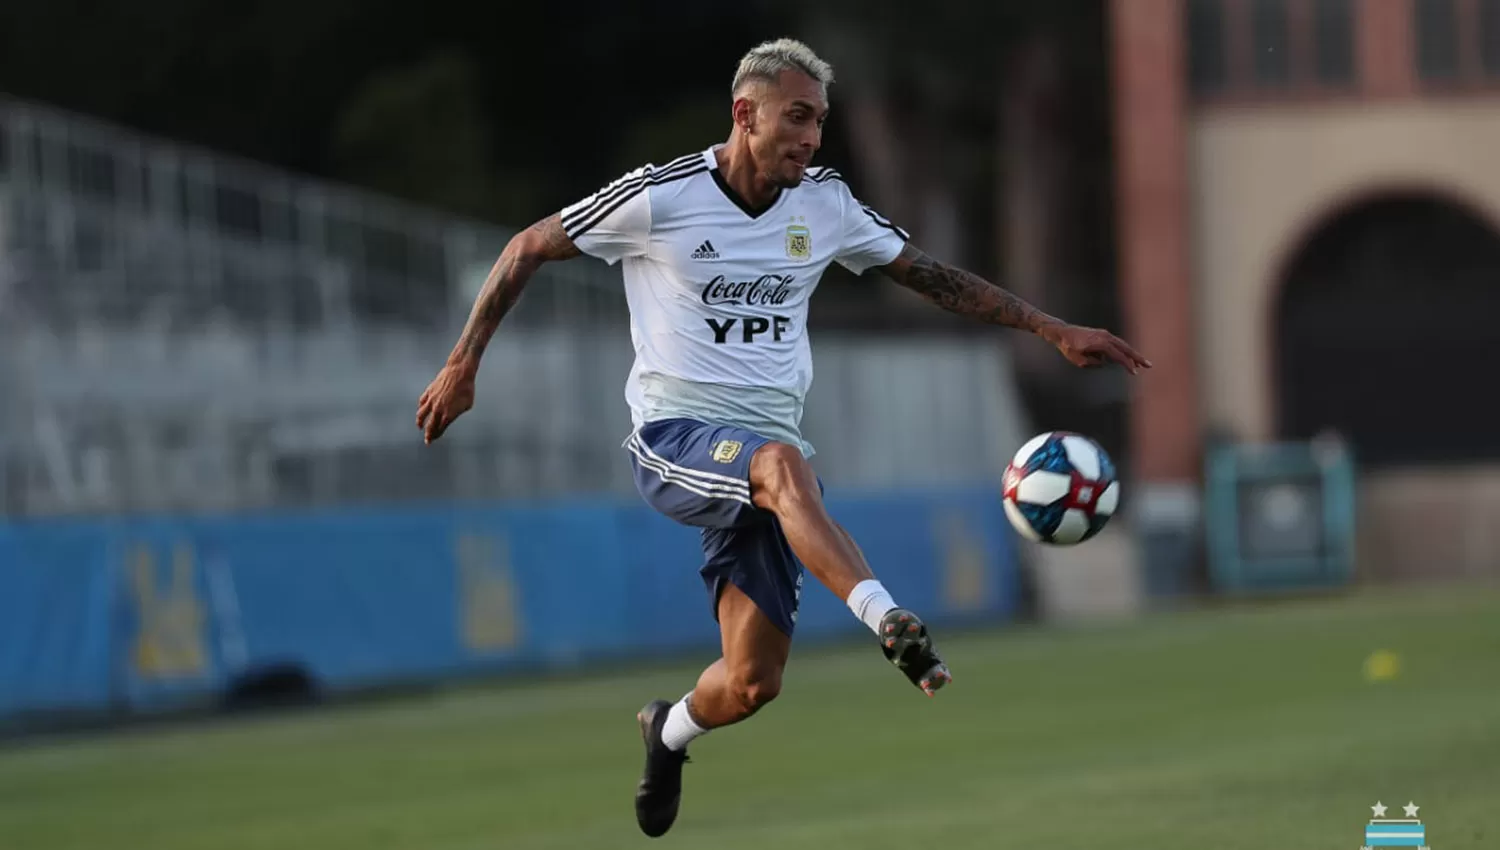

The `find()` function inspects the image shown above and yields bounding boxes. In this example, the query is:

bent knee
[749,442,818,514]
[727,667,782,716]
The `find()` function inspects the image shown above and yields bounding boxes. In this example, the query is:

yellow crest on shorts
[786,224,811,260]
[711,439,743,464]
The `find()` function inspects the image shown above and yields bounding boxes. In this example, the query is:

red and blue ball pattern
[1002,431,1120,545]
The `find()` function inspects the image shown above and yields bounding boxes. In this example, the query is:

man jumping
[416,37,1150,838]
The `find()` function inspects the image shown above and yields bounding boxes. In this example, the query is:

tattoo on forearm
[451,215,579,363]
[456,253,523,359]
[884,245,1062,336]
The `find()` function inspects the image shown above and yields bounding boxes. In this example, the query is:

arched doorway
[1275,193,1500,467]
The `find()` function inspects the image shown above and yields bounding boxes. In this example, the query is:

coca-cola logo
[700,274,796,307]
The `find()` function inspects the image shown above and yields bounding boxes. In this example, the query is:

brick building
[1111,0,1500,580]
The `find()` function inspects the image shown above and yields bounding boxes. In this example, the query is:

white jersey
[559,144,909,454]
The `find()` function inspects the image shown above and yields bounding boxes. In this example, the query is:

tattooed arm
[417,214,579,443]
[876,243,1151,372]
[877,243,1068,339]
[418,160,651,443]
[449,214,579,368]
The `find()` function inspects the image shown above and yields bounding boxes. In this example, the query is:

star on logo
[1372,802,1388,818]
[1403,802,1420,818]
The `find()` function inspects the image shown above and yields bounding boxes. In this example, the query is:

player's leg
[673,580,791,727]
[635,583,789,835]
[634,523,797,838]
[748,442,953,695]
[626,419,791,838]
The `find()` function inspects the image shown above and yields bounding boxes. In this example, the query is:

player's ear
[732,96,755,133]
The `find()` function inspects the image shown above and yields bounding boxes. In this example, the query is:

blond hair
[731,38,835,95]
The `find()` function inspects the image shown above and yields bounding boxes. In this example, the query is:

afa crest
[711,439,743,464]
[1361,801,1427,850]
[786,224,811,260]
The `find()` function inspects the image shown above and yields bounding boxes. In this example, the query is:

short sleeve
[832,179,910,275]
[559,166,654,265]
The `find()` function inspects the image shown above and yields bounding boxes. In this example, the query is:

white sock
[661,693,708,752]
[846,579,899,635]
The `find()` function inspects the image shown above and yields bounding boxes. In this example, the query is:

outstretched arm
[877,243,1067,337]
[449,214,580,370]
[874,243,1151,373]
[417,214,579,443]
[418,162,652,444]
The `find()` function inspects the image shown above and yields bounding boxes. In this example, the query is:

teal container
[1205,437,1357,594]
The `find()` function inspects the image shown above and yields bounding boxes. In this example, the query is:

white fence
[0,96,1030,516]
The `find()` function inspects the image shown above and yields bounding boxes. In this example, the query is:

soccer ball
[1002,431,1119,545]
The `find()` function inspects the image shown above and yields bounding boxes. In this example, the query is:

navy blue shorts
[626,418,812,636]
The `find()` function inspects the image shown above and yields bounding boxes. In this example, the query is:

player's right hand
[416,363,476,444]
[1048,324,1152,374]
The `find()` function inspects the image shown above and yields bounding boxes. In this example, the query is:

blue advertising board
[0,485,1022,724]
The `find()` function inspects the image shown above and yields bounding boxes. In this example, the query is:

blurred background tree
[329,50,521,221]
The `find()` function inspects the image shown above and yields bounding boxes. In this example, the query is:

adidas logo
[690,239,720,260]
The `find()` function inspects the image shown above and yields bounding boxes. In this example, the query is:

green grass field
[2,583,1498,850]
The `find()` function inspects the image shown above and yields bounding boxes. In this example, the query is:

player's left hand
[1047,324,1152,374]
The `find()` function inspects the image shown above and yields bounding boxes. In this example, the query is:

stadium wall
[0,484,1023,729]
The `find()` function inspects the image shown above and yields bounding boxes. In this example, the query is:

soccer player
[416,37,1150,837]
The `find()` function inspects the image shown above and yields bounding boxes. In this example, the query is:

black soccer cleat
[635,698,690,837]
[878,608,952,696]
